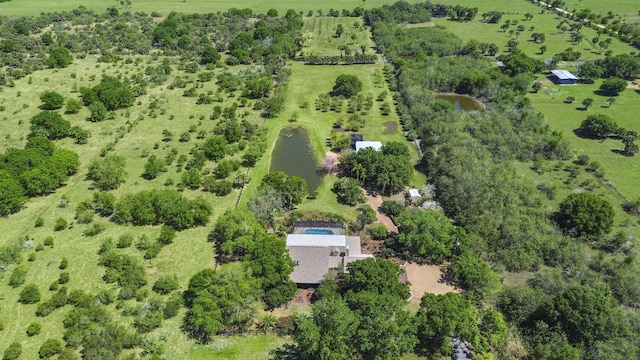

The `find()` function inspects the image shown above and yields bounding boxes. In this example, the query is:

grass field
[301,17,374,56]
[528,79,640,201]
[432,9,630,60]
[562,0,640,21]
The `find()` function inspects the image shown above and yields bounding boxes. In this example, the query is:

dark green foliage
[87,101,109,122]
[8,265,27,287]
[200,46,220,65]
[65,98,83,114]
[396,210,466,262]
[114,189,211,230]
[341,258,410,301]
[449,252,499,298]
[99,251,147,295]
[599,77,627,95]
[83,75,134,111]
[415,293,480,356]
[3,342,21,360]
[203,178,233,196]
[201,136,228,161]
[39,90,65,110]
[498,49,545,76]
[558,192,615,237]
[164,293,183,318]
[0,173,26,216]
[341,142,413,195]
[142,155,166,180]
[144,243,162,259]
[58,272,70,284]
[54,217,67,231]
[577,62,604,82]
[27,322,42,336]
[243,76,273,99]
[19,283,41,304]
[260,171,307,210]
[157,225,176,245]
[83,222,106,236]
[46,48,72,68]
[183,266,259,341]
[30,111,71,139]
[332,74,363,98]
[59,257,68,269]
[87,155,127,190]
[595,54,640,78]
[153,274,179,295]
[579,114,618,138]
[537,285,625,346]
[39,338,62,358]
[332,177,364,206]
[133,297,166,333]
[93,191,115,217]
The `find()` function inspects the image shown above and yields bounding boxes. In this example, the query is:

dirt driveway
[404,263,458,301]
[362,189,399,233]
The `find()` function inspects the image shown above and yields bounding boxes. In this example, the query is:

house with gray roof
[549,69,578,84]
[286,227,373,285]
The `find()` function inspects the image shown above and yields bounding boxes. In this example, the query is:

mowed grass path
[0,0,422,17]
[529,79,640,201]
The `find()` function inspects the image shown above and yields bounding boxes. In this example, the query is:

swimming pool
[304,229,334,235]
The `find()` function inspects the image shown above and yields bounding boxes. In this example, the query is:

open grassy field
[528,79,640,202]
[432,9,629,60]
[301,17,374,56]
[0,0,422,17]
[562,0,640,21]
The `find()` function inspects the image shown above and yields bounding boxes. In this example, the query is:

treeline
[0,137,79,216]
[368,2,640,358]
[302,53,377,65]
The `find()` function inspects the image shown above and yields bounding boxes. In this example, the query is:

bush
[579,114,618,138]
[368,223,389,240]
[58,272,70,284]
[59,257,68,269]
[117,233,134,248]
[9,266,27,288]
[19,284,42,304]
[3,342,22,360]
[153,274,179,295]
[380,200,405,218]
[40,91,65,110]
[599,77,627,95]
[54,217,68,231]
[144,243,162,259]
[44,236,54,247]
[157,225,176,246]
[83,222,106,236]
[27,322,42,336]
[39,338,62,358]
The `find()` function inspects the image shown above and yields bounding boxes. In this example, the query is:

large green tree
[30,111,71,140]
[558,192,614,237]
[87,155,127,190]
[260,171,307,209]
[579,114,618,138]
[332,74,363,98]
[396,209,465,262]
[46,48,73,68]
[39,91,65,110]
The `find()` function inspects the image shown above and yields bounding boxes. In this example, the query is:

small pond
[435,93,483,112]
[270,127,323,192]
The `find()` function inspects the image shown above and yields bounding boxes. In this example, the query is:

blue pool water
[304,229,334,235]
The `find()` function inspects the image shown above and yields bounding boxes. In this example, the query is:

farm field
[301,17,374,57]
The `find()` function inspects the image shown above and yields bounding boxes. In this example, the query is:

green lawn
[188,335,285,360]
[562,0,640,20]
[529,79,640,202]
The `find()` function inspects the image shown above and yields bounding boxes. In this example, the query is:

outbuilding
[549,70,578,85]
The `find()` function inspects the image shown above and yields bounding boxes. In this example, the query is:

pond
[435,93,483,112]
[270,127,323,192]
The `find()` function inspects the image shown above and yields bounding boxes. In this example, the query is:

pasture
[529,79,640,202]
[301,17,374,56]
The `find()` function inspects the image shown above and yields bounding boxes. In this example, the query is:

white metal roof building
[355,141,383,152]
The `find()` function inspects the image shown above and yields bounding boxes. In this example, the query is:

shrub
[27,322,42,336]
[54,218,68,231]
[44,236,54,247]
[117,233,134,248]
[368,223,389,240]
[157,225,176,246]
[3,342,22,360]
[19,284,41,304]
[58,272,70,284]
[153,274,179,295]
[40,90,65,110]
[9,266,27,288]
[144,243,162,259]
[39,338,62,358]
[59,257,68,269]
[558,192,615,237]
[83,222,106,236]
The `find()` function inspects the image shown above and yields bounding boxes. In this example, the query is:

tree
[142,155,166,180]
[88,155,127,190]
[415,293,480,356]
[599,77,627,95]
[19,284,41,304]
[87,101,109,122]
[579,114,618,138]
[332,74,363,98]
[39,339,63,358]
[153,274,179,295]
[200,45,220,65]
[532,81,542,93]
[558,192,614,237]
[46,48,73,68]
[582,98,594,109]
[335,24,344,37]
[621,130,639,156]
[606,98,616,108]
[341,258,410,301]
[201,136,228,161]
[397,210,465,262]
[539,45,547,54]
[539,285,625,346]
[246,185,285,225]
[260,172,307,209]
[0,174,26,216]
[39,91,65,110]
[30,111,71,140]
[577,62,603,83]
[332,177,364,206]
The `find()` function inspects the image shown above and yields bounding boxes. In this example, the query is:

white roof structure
[286,233,374,284]
[550,69,578,80]
[355,141,382,152]
[409,188,421,199]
